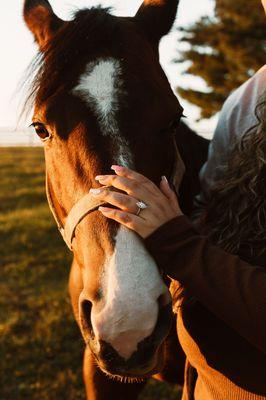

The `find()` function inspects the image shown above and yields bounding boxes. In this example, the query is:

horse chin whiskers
[99,367,147,384]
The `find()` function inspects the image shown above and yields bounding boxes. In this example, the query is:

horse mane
[205,91,266,263]
[23,7,117,113]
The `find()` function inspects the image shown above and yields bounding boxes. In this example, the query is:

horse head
[23,0,184,380]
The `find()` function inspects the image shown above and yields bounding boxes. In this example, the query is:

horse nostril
[81,300,93,336]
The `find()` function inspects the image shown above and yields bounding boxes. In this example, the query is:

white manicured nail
[90,189,102,196]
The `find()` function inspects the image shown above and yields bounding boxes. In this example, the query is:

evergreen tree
[176,0,266,118]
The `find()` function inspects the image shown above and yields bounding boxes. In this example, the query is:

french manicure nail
[95,175,105,181]
[99,207,111,212]
[90,189,101,196]
[111,165,124,171]
[162,175,168,183]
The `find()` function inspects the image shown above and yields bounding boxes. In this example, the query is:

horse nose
[93,298,173,376]
[80,293,172,369]
[97,340,157,375]
[89,290,171,360]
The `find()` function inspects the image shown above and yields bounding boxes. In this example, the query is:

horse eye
[160,109,185,135]
[31,123,51,141]
[169,119,178,130]
[166,116,182,133]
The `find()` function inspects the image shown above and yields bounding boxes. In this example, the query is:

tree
[176,0,266,118]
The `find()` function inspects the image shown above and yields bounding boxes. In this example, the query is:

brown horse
[23,0,209,398]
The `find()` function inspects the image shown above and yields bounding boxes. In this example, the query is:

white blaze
[90,227,170,360]
[72,58,132,167]
[74,58,169,359]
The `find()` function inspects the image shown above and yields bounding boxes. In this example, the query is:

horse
[23,0,209,398]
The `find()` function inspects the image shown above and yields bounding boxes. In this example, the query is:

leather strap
[46,142,185,252]
[46,176,108,250]
[63,192,107,249]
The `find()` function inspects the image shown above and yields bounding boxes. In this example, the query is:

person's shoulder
[198,65,266,199]
[253,64,266,80]
[217,65,265,140]
[224,65,266,111]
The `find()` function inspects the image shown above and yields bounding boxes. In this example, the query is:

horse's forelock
[23,7,119,114]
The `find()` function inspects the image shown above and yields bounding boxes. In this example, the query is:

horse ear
[23,0,64,48]
[135,0,179,44]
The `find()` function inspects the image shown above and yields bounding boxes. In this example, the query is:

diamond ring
[136,201,148,216]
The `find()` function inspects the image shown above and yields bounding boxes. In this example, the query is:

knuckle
[118,196,127,207]
[128,221,136,230]
[111,192,120,202]
[131,181,139,190]
[128,181,139,193]
[120,212,131,223]
[106,191,114,201]
[147,182,158,194]
[169,190,177,199]
[102,190,112,201]
[146,180,154,189]
[112,209,120,217]
[141,176,150,184]
[110,175,117,184]
[102,188,110,198]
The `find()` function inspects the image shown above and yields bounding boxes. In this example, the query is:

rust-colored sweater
[144,216,266,400]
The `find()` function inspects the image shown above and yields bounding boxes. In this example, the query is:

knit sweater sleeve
[145,215,266,353]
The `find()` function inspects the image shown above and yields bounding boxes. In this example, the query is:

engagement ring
[136,201,148,216]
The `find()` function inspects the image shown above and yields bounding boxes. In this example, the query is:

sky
[0,0,216,139]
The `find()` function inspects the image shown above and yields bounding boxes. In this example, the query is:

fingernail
[90,189,102,196]
[111,165,124,171]
[95,175,106,181]
[99,207,111,213]
[162,176,169,183]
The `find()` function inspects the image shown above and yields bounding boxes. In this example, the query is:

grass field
[0,147,181,400]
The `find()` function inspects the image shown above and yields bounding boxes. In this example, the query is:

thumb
[160,176,181,212]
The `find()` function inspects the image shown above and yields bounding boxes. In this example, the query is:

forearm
[145,216,266,353]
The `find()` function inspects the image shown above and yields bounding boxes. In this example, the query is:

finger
[95,175,155,201]
[98,207,141,231]
[111,165,150,184]
[160,176,180,211]
[111,165,159,193]
[89,188,139,214]
[159,176,175,199]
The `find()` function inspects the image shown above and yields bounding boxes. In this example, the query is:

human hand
[90,165,183,239]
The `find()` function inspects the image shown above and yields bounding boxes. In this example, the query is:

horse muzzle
[82,300,173,379]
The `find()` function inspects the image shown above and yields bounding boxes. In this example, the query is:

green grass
[0,147,181,400]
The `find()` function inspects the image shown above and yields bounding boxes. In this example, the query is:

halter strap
[46,142,185,252]
[46,176,108,250]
